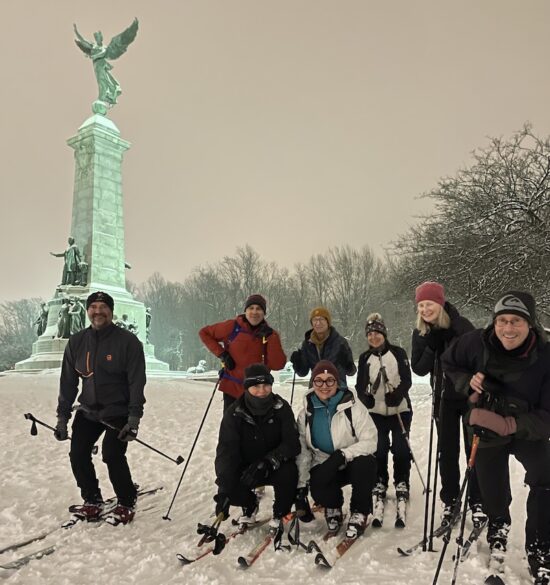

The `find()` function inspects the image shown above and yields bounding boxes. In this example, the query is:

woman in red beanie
[411,281,485,528]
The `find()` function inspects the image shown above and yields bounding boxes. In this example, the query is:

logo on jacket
[106,354,112,361]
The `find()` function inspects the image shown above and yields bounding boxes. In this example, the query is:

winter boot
[238,499,259,527]
[487,518,511,557]
[372,481,387,500]
[74,500,105,522]
[395,481,410,501]
[104,504,135,526]
[346,512,368,539]
[527,543,550,583]
[268,516,283,536]
[441,500,459,528]
[325,507,343,533]
[470,503,488,528]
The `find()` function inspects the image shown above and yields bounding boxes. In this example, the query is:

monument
[16,19,169,373]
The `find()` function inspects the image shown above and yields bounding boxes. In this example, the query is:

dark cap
[86,291,114,312]
[311,360,339,381]
[244,294,267,313]
[493,291,536,325]
[243,363,274,389]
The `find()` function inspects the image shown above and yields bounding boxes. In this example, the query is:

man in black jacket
[54,291,146,526]
[442,291,550,583]
[213,363,300,533]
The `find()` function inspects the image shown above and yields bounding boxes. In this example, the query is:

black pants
[476,439,550,548]
[226,461,298,518]
[310,455,377,516]
[370,412,412,487]
[438,398,482,507]
[69,411,137,507]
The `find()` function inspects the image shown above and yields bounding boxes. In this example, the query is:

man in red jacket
[199,294,287,411]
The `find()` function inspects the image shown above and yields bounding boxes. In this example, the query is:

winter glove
[385,391,404,408]
[361,391,375,410]
[318,449,346,479]
[219,350,236,370]
[117,416,140,442]
[469,408,517,437]
[54,416,69,441]
[240,455,278,489]
[295,487,314,523]
[290,350,303,371]
[213,493,230,521]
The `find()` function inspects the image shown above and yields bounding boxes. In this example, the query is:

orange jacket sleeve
[265,330,287,371]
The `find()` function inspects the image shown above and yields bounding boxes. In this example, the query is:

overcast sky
[2,1,550,302]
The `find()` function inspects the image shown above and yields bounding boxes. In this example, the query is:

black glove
[240,457,276,488]
[213,493,230,520]
[54,416,69,441]
[385,391,404,407]
[219,351,236,370]
[295,487,314,523]
[117,416,140,442]
[290,350,303,371]
[319,449,346,477]
[361,392,375,409]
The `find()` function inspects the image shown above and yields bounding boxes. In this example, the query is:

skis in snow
[397,507,461,556]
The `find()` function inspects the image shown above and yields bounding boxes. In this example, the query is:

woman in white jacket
[295,360,377,538]
[355,313,412,505]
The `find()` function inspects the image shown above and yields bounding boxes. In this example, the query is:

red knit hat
[415,282,445,306]
[311,360,339,381]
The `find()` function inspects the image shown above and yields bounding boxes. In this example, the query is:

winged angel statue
[74,18,139,113]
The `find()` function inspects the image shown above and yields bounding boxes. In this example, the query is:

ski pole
[432,435,480,585]
[23,412,99,454]
[396,412,427,493]
[163,372,222,520]
[290,371,297,406]
[100,420,184,465]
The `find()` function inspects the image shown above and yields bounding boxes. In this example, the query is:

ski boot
[441,499,459,529]
[105,504,135,526]
[470,502,488,529]
[346,512,367,539]
[487,518,510,563]
[325,508,343,533]
[238,499,259,528]
[527,543,550,584]
[395,482,409,529]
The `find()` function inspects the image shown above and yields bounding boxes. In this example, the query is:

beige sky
[2,1,550,302]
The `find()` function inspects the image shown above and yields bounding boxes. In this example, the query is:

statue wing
[73,24,93,56]
[105,18,139,60]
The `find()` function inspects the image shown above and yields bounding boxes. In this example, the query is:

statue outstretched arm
[104,18,139,60]
[73,24,93,55]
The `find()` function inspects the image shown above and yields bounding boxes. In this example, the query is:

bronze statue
[74,18,139,113]
[56,299,72,339]
[34,303,49,337]
[68,298,86,335]
[50,237,82,286]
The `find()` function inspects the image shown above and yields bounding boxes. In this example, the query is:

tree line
[1,126,548,371]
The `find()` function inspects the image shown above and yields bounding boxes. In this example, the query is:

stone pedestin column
[15,115,169,374]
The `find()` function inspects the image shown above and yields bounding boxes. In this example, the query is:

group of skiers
[53,284,550,583]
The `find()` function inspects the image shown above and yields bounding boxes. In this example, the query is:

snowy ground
[0,373,534,584]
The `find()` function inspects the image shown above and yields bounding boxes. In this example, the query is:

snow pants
[69,411,137,507]
[227,460,298,518]
[438,397,483,507]
[310,454,377,516]
[475,438,550,549]
[370,411,412,487]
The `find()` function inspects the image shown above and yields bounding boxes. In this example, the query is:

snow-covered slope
[0,374,533,584]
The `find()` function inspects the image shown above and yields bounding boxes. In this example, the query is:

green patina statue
[74,18,139,114]
[50,237,82,286]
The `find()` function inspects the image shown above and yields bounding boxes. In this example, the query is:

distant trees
[0,298,43,371]
[391,126,550,320]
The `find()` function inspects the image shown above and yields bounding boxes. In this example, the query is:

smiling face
[247,383,272,398]
[494,314,530,350]
[367,331,385,349]
[87,301,113,330]
[245,304,265,326]
[312,371,338,401]
[417,300,442,324]
[311,316,329,335]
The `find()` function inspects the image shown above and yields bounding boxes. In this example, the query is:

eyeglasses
[494,317,527,328]
[312,317,327,324]
[313,377,337,388]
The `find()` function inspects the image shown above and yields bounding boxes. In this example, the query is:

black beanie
[86,291,114,312]
[243,363,274,389]
[493,291,536,325]
[244,294,267,314]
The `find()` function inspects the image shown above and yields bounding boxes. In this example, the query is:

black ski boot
[527,543,550,584]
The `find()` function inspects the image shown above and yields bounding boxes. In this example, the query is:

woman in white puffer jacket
[295,360,377,538]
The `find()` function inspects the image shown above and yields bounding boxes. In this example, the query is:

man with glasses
[291,307,356,389]
[295,360,377,538]
[442,291,550,583]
